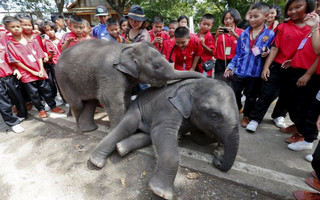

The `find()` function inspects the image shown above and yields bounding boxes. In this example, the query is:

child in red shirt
[171,27,202,71]
[58,15,85,52]
[162,20,178,61]
[0,17,27,133]
[119,17,128,38]
[214,8,243,78]
[6,17,65,118]
[149,16,170,52]
[101,18,125,43]
[39,20,62,102]
[82,19,94,40]
[197,14,216,78]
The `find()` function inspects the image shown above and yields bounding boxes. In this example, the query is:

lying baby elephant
[90,78,239,199]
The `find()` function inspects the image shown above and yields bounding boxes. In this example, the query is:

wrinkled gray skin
[55,40,204,132]
[90,78,239,200]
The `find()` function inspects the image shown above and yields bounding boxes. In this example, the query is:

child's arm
[200,37,213,55]
[14,62,39,77]
[304,12,320,54]
[61,37,75,52]
[38,58,46,78]
[191,56,200,71]
[261,46,279,81]
[296,56,319,87]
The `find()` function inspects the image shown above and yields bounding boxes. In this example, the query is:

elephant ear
[113,45,139,78]
[169,84,193,118]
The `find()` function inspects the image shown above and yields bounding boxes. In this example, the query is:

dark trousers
[250,62,287,123]
[231,74,262,117]
[0,76,23,127]
[44,63,57,99]
[312,140,320,178]
[285,68,320,142]
[214,59,233,86]
[23,79,56,111]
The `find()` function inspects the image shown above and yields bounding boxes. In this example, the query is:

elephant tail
[212,125,239,172]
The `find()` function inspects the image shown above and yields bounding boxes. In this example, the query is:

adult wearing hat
[92,5,110,39]
[124,5,150,43]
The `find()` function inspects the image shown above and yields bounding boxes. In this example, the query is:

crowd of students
[1,1,320,197]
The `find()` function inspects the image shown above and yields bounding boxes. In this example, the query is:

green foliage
[0,0,56,18]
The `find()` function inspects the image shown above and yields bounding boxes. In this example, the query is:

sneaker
[11,124,24,133]
[131,95,137,101]
[51,107,65,114]
[246,120,258,132]
[285,133,304,143]
[39,110,48,118]
[55,99,63,106]
[65,103,70,108]
[273,116,287,128]
[288,141,313,151]
[241,116,249,127]
[18,117,25,122]
[305,154,313,162]
[280,124,298,134]
[44,103,50,111]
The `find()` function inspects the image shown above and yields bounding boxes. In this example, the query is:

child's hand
[261,68,270,81]
[66,37,76,43]
[43,54,49,63]
[153,37,163,44]
[224,68,233,78]
[261,47,270,58]
[38,70,44,78]
[296,74,311,87]
[13,69,22,80]
[200,37,205,44]
[304,12,319,29]
[281,60,291,69]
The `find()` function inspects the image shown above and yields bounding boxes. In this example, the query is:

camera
[220,27,229,33]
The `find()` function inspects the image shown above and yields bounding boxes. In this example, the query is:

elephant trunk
[213,125,239,172]
[167,70,205,80]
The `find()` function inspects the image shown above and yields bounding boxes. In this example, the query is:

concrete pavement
[0,101,318,200]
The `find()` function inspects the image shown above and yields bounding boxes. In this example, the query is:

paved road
[0,101,318,199]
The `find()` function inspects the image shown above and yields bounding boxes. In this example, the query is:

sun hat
[95,5,109,16]
[127,5,148,22]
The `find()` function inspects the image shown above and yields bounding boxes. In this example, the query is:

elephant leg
[149,126,180,200]
[78,100,98,132]
[190,130,218,145]
[116,133,152,156]
[100,93,126,130]
[90,104,141,168]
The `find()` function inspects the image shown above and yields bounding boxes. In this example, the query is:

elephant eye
[153,65,161,70]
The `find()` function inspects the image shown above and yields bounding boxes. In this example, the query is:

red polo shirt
[58,32,84,52]
[197,31,215,76]
[215,27,243,60]
[149,30,170,52]
[43,39,61,65]
[0,32,13,77]
[173,37,202,71]
[162,39,176,62]
[273,20,310,64]
[7,37,47,83]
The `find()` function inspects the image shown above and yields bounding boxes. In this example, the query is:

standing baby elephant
[56,39,204,132]
[90,78,239,199]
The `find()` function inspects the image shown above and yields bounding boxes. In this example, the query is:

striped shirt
[227,25,275,78]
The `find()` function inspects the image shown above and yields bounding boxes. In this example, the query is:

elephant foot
[116,142,130,157]
[78,122,98,132]
[149,176,174,200]
[90,151,107,168]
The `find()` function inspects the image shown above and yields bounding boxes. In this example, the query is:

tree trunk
[55,0,65,17]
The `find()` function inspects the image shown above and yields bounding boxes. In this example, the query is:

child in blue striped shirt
[224,2,275,128]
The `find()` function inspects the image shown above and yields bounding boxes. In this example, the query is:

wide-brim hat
[95,5,109,16]
[127,5,148,21]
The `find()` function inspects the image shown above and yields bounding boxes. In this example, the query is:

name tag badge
[297,38,308,50]
[252,46,261,56]
[225,47,231,55]
[27,54,36,62]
